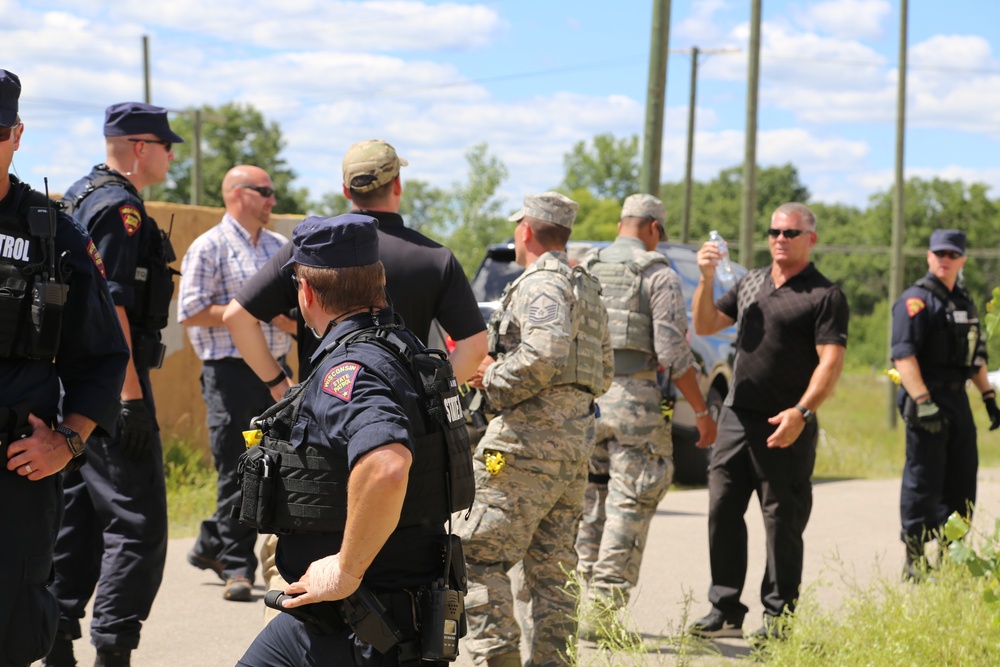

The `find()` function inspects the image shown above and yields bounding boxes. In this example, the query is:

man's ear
[343,184,353,200]
[392,176,402,197]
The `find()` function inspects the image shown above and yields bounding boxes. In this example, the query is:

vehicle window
[471,257,523,302]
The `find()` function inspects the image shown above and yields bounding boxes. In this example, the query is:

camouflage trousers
[455,402,594,667]
[576,377,673,608]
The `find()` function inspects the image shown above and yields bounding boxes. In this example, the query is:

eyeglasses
[128,138,173,152]
[933,250,963,260]
[767,228,809,239]
[291,271,299,289]
[236,185,276,198]
[0,123,22,142]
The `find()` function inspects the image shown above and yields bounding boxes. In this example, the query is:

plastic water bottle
[709,230,735,287]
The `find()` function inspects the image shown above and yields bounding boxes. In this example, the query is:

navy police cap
[929,229,966,256]
[104,102,184,144]
[285,214,380,270]
[0,69,21,128]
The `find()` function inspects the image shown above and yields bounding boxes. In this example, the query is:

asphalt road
[38,469,1000,666]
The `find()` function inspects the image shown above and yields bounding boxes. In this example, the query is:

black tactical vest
[237,325,475,536]
[0,180,68,360]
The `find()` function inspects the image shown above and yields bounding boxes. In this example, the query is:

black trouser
[0,411,62,667]
[899,387,978,543]
[706,405,817,620]
[194,358,277,581]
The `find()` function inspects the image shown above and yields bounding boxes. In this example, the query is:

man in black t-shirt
[223,140,487,618]
[688,203,849,642]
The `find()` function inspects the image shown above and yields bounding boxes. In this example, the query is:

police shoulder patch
[528,294,559,323]
[119,206,141,236]
[322,362,361,402]
[86,240,106,279]
[906,297,926,318]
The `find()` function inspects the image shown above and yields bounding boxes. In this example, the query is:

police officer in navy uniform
[0,69,129,667]
[891,229,1000,580]
[238,214,455,666]
[45,103,183,667]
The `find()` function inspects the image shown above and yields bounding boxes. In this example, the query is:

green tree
[155,103,309,214]
[562,133,640,202]
[564,188,620,241]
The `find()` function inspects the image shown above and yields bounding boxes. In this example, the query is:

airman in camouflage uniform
[457,192,613,667]
[576,195,717,634]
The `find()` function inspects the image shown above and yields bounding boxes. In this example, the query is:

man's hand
[270,314,298,335]
[983,391,1000,431]
[269,378,293,403]
[5,413,73,479]
[914,400,946,434]
[119,399,154,460]
[281,554,363,607]
[468,355,495,390]
[766,408,807,448]
[694,413,717,448]
[695,241,721,279]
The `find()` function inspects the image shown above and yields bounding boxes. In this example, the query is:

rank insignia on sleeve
[906,297,926,318]
[119,206,141,236]
[322,363,360,402]
[86,240,106,279]
[528,294,558,323]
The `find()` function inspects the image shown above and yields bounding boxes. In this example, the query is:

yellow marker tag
[660,398,674,420]
[885,368,901,386]
[243,429,263,448]
[484,450,506,475]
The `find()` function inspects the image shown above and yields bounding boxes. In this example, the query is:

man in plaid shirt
[178,165,294,602]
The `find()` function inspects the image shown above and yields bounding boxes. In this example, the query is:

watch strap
[795,404,814,422]
[55,425,85,458]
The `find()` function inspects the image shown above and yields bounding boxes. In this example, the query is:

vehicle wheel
[673,385,723,486]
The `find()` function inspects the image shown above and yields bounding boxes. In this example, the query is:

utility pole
[740,0,762,268]
[887,0,909,428]
[639,0,672,196]
[142,35,151,104]
[191,109,202,205]
[672,46,740,244]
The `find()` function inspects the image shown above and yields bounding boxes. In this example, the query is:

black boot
[94,648,131,667]
[43,632,76,667]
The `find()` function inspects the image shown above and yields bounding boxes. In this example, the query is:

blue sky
[4,0,999,218]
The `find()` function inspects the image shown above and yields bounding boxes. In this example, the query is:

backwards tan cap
[342,139,409,193]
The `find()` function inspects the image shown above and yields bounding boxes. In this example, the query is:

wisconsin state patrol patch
[528,294,559,323]
[322,363,360,402]
[119,206,141,236]
[906,297,926,318]
[86,240,106,279]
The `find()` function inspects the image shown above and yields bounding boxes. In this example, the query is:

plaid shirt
[178,213,292,361]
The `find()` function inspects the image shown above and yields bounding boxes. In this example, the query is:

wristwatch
[55,425,86,459]
[795,405,815,423]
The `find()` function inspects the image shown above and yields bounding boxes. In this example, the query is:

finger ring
[24,463,32,474]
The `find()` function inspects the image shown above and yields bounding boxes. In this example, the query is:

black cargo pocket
[4,553,58,664]
[0,268,27,357]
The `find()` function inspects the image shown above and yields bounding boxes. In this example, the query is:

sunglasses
[933,250,963,260]
[767,228,809,239]
[236,185,276,198]
[0,123,22,142]
[128,138,173,152]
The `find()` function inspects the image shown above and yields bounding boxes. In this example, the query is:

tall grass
[163,434,216,537]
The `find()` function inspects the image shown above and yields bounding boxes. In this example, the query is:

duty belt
[617,369,657,381]
[926,380,967,392]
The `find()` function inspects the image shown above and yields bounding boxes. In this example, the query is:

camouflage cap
[621,193,665,223]
[342,139,408,193]
[508,191,578,229]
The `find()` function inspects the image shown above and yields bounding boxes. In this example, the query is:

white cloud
[674,0,736,46]
[794,0,890,41]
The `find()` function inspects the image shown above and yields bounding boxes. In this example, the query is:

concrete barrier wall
[143,202,303,452]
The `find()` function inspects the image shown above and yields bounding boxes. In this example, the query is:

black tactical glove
[119,399,154,460]
[914,399,946,434]
[983,391,1000,431]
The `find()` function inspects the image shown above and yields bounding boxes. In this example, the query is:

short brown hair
[296,261,386,313]
[526,217,571,249]
[349,179,394,209]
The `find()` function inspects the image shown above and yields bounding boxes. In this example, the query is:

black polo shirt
[716,263,849,413]
[236,210,485,377]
